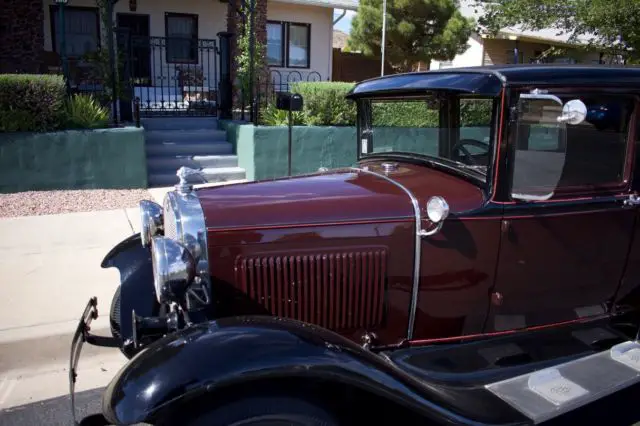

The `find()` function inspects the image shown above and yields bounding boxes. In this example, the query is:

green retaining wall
[0,127,147,193]
[222,122,491,181]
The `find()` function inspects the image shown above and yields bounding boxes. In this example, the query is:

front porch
[39,0,336,120]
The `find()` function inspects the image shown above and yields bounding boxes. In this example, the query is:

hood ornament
[176,166,204,194]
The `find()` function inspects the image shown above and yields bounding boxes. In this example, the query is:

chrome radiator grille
[236,250,388,330]
[163,197,178,240]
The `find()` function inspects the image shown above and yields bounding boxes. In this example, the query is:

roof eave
[270,0,358,10]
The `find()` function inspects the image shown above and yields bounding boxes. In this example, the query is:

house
[0,0,358,116]
[429,0,617,70]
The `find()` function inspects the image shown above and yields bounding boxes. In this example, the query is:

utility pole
[381,0,387,76]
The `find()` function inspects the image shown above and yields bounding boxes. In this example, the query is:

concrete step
[148,167,246,188]
[146,155,238,174]
[141,117,219,131]
[144,129,228,144]
[145,142,234,156]
[201,167,246,182]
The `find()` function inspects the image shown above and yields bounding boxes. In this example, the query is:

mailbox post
[276,92,304,176]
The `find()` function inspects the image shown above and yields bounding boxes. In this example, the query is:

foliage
[65,94,110,129]
[474,0,640,62]
[260,81,494,128]
[260,103,306,126]
[292,82,357,126]
[348,0,474,72]
[260,82,356,126]
[0,74,67,132]
[372,101,439,127]
[236,2,267,105]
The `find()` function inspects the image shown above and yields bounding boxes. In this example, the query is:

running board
[485,340,640,424]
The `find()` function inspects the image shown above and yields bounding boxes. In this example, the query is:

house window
[267,22,284,67]
[165,13,198,63]
[266,21,311,68]
[50,6,100,58]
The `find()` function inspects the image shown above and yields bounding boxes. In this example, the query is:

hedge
[0,74,67,132]
[261,81,493,128]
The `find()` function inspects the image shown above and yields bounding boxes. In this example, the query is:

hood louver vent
[236,250,388,331]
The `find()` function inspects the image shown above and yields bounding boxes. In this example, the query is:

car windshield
[358,94,498,180]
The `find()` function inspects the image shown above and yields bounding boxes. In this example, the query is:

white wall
[43,0,227,90]
[430,34,485,69]
[267,1,333,82]
[43,0,227,50]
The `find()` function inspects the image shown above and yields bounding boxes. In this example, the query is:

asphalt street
[0,388,103,426]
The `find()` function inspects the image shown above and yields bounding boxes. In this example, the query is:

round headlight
[151,236,196,304]
[140,200,164,247]
[426,196,450,223]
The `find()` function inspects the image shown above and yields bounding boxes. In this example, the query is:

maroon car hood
[197,168,412,230]
[197,163,485,230]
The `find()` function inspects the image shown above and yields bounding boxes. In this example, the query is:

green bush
[0,74,67,132]
[65,94,110,129]
[372,101,439,127]
[260,81,494,128]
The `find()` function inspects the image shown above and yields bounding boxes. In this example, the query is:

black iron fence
[118,35,219,117]
[237,69,325,124]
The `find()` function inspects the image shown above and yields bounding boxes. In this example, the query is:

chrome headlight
[426,196,450,223]
[140,200,164,247]
[151,236,196,304]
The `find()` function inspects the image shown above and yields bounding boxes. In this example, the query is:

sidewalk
[0,207,140,344]
[0,179,246,344]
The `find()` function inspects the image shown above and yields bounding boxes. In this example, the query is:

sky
[333,10,357,34]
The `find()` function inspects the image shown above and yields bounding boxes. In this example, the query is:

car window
[512,95,634,196]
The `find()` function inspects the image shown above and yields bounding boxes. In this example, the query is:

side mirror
[557,99,587,125]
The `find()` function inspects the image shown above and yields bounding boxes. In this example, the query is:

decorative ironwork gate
[117,33,220,117]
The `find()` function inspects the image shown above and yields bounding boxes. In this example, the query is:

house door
[117,14,151,85]
[487,91,637,332]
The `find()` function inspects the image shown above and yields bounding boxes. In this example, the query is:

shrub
[0,74,67,132]
[260,81,494,128]
[289,81,357,126]
[65,94,110,129]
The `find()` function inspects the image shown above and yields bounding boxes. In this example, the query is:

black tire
[181,395,340,426]
[109,285,122,342]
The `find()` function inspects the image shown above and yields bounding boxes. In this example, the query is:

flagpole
[381,0,387,76]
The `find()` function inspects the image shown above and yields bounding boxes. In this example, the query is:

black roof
[346,64,640,99]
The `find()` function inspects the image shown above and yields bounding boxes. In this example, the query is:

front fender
[101,233,157,347]
[102,316,527,426]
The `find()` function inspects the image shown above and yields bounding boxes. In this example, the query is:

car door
[486,89,638,332]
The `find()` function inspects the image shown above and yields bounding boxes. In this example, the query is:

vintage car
[71,65,640,426]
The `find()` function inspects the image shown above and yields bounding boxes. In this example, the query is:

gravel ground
[0,189,153,218]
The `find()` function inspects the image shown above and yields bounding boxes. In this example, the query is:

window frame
[164,12,199,64]
[49,5,101,59]
[266,20,286,67]
[505,88,639,201]
[266,20,311,69]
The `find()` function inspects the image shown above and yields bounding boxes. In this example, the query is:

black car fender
[101,233,158,349]
[101,316,529,426]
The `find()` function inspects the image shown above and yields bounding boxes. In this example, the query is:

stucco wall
[267,1,334,81]
[0,127,147,193]
[226,123,492,181]
[431,34,485,69]
[43,0,228,51]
